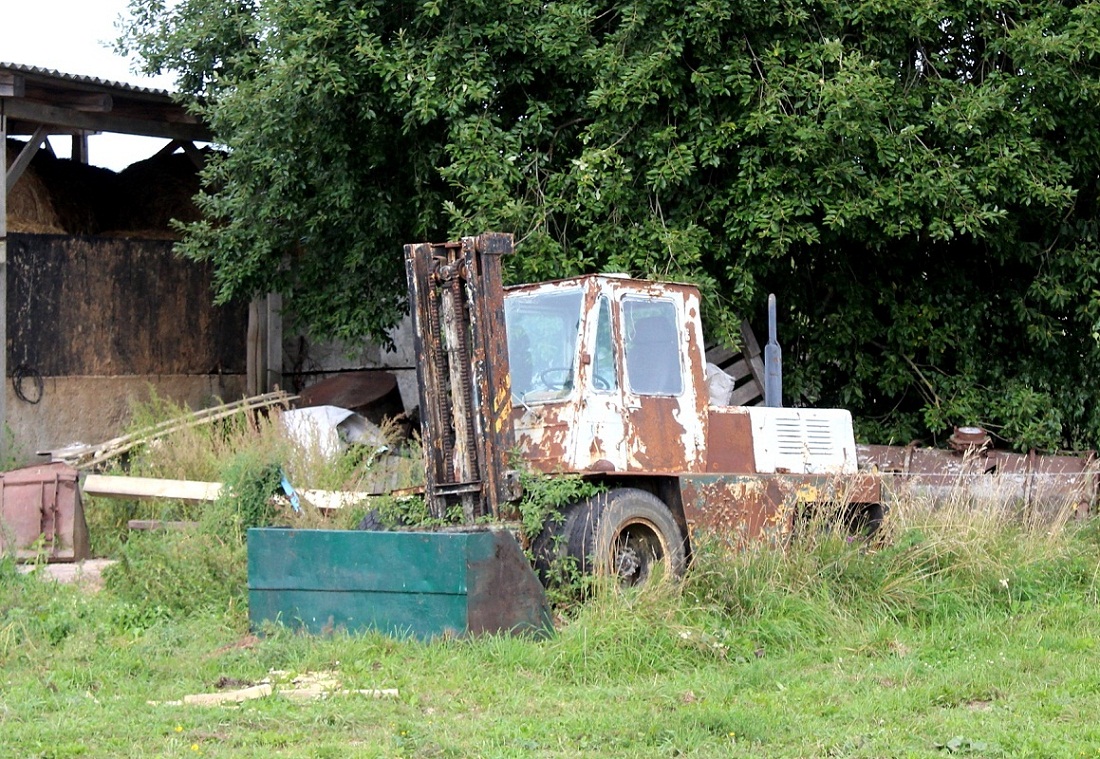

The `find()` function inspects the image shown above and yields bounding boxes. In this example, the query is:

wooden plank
[84,474,224,502]
[705,345,736,365]
[723,358,754,382]
[89,473,370,512]
[730,381,763,407]
[299,490,371,510]
[739,319,766,390]
[39,392,294,468]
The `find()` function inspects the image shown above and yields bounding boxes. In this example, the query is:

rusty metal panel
[705,407,756,473]
[404,234,516,520]
[681,472,880,545]
[0,462,87,562]
[463,233,517,515]
[681,474,795,545]
[297,370,403,424]
[858,443,1096,519]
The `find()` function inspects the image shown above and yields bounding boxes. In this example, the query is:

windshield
[505,288,583,403]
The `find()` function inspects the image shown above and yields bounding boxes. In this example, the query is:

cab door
[571,294,629,471]
[619,291,706,472]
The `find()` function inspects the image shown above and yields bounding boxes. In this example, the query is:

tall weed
[683,484,1100,651]
[95,394,411,618]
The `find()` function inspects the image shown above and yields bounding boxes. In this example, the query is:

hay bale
[29,151,119,235]
[6,139,64,233]
[107,152,203,238]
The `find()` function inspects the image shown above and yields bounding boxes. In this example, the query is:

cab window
[592,297,618,392]
[505,288,583,402]
[623,297,682,396]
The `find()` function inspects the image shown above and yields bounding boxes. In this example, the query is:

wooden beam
[85,474,369,511]
[0,109,7,464]
[153,139,185,159]
[1,97,212,141]
[0,73,25,98]
[52,93,113,113]
[83,474,224,503]
[6,124,49,193]
[181,141,207,170]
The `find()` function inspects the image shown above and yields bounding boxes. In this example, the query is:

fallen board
[82,475,371,510]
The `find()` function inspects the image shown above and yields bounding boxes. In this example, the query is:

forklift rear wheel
[591,488,687,587]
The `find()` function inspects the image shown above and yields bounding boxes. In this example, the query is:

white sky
[1,0,181,171]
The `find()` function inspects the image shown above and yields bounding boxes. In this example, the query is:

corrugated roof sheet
[0,61,174,97]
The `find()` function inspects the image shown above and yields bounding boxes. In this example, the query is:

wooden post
[0,107,8,462]
[246,294,282,395]
[246,299,266,397]
[71,133,88,164]
[266,293,282,391]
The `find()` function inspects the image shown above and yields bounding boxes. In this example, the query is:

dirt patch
[17,558,117,592]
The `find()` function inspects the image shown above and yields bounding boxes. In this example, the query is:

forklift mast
[404,232,519,521]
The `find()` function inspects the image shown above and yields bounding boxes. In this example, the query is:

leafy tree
[120,0,1100,450]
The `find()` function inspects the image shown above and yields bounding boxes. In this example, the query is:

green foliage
[515,470,604,544]
[100,452,277,616]
[119,0,1100,450]
[102,529,247,617]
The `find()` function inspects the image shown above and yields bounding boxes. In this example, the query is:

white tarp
[281,406,388,459]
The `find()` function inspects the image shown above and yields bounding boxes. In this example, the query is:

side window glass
[624,298,682,396]
[505,289,583,403]
[592,297,618,392]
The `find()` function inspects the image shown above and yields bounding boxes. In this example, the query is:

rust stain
[705,408,756,472]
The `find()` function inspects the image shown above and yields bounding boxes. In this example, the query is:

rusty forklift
[250,231,1093,637]
[405,232,882,586]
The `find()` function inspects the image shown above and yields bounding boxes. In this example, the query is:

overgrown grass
[86,394,421,555]
[8,396,1100,755]
[4,478,1100,756]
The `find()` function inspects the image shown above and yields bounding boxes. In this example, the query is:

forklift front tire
[591,488,687,587]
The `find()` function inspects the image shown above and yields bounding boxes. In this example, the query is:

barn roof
[0,62,211,142]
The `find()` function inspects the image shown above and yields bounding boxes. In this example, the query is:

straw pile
[6,138,64,233]
[5,138,202,238]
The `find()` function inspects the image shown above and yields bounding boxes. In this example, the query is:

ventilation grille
[774,417,839,458]
[747,407,857,474]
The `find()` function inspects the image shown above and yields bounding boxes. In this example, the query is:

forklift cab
[505,275,708,475]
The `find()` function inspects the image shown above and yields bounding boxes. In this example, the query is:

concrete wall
[284,313,420,414]
[8,374,246,464]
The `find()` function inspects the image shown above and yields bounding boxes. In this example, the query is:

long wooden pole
[0,106,8,463]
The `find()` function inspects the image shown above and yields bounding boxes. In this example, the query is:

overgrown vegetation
[87,395,419,612]
[5,399,1100,754]
[5,477,1100,756]
[119,0,1100,450]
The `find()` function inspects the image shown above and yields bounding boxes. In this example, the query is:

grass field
[4,495,1100,758]
[3,403,1099,757]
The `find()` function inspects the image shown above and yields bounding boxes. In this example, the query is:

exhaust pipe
[764,294,782,408]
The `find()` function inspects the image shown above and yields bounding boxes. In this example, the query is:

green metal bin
[248,527,553,640]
